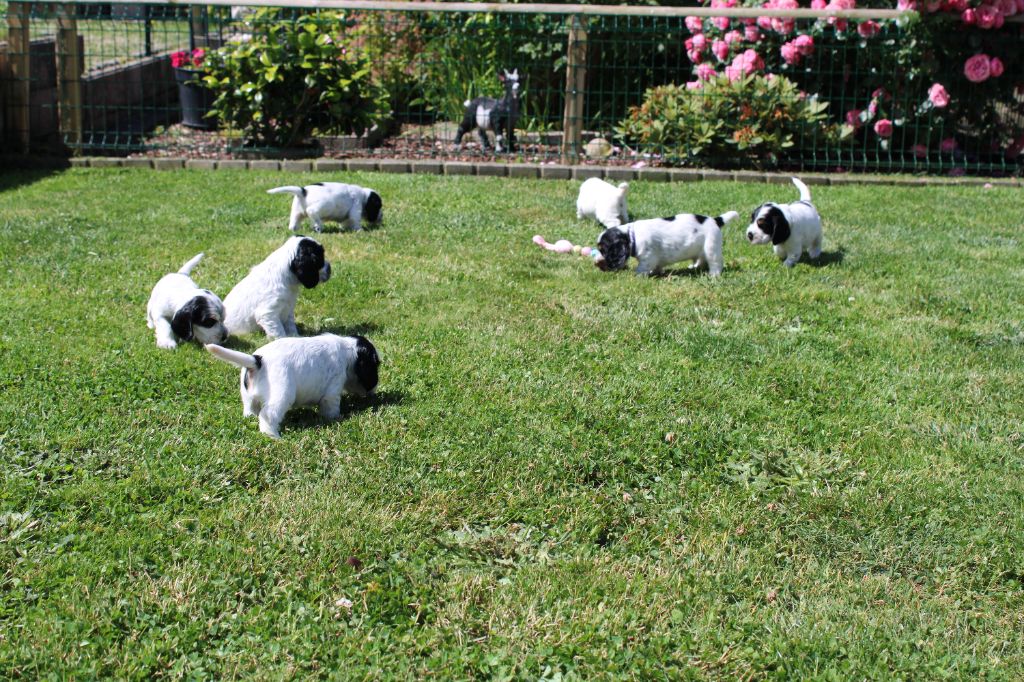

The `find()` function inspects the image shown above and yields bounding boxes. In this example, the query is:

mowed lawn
[1,168,1023,679]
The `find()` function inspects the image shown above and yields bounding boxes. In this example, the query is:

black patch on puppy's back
[597,227,632,271]
[364,191,383,224]
[353,336,380,394]
[661,215,677,222]
[288,237,326,289]
[244,354,263,390]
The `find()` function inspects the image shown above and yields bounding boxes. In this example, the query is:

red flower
[963,54,991,83]
[873,119,893,138]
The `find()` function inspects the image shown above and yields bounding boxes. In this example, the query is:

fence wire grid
[2,1,1023,175]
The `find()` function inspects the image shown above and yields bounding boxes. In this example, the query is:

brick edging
[6,155,1020,187]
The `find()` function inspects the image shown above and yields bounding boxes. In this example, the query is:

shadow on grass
[283,389,405,432]
[806,248,845,268]
[312,321,380,337]
[0,164,71,193]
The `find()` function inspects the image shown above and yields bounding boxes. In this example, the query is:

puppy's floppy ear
[597,228,631,271]
[364,191,382,224]
[288,237,326,289]
[353,336,380,394]
[171,298,199,341]
[765,206,791,245]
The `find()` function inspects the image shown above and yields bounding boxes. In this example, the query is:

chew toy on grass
[532,234,602,260]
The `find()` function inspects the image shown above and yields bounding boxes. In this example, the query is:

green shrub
[616,74,835,168]
[202,8,390,149]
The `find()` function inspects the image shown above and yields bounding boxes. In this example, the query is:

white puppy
[206,334,380,439]
[745,177,823,267]
[146,253,228,349]
[223,236,331,339]
[576,177,629,228]
[596,211,740,276]
[267,182,382,232]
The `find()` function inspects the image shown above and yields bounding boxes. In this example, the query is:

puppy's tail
[715,211,740,227]
[178,252,205,275]
[206,344,261,370]
[791,177,812,202]
[267,185,308,208]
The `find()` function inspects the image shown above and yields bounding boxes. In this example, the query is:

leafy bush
[202,8,390,149]
[616,73,833,167]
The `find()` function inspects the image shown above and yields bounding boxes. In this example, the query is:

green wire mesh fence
[2,1,1022,175]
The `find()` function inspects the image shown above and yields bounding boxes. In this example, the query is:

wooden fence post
[560,13,587,165]
[56,3,84,154]
[5,1,31,154]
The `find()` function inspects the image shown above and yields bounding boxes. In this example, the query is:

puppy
[206,334,380,439]
[596,211,740,276]
[746,177,823,267]
[146,253,228,349]
[576,177,629,228]
[267,182,382,232]
[223,236,331,339]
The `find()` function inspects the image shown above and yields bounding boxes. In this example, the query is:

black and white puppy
[596,211,740,276]
[146,253,228,349]
[746,177,823,267]
[206,334,380,439]
[223,236,331,339]
[267,182,382,232]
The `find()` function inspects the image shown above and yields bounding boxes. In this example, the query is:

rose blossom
[927,83,949,108]
[975,4,999,28]
[686,81,704,90]
[692,33,708,50]
[857,20,881,37]
[744,25,763,41]
[963,54,992,83]
[686,16,704,33]
[845,109,863,129]
[713,39,730,62]
[713,16,731,30]
[697,62,717,81]
[940,137,958,153]
[794,34,815,55]
[962,8,977,22]
[867,100,879,116]
[897,0,917,9]
[781,42,801,65]
[996,0,1017,14]
[811,0,827,7]
[989,57,1004,77]
[874,119,893,137]
[725,30,744,45]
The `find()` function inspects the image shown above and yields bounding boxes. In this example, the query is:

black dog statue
[455,69,521,153]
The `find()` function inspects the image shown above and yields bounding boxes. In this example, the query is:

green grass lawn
[1,168,1023,678]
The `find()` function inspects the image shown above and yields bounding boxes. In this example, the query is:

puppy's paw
[156,337,178,350]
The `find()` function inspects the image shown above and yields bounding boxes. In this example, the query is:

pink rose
[845,109,863,129]
[996,0,1017,14]
[686,16,704,33]
[976,4,999,28]
[725,30,744,45]
[940,137,958,153]
[857,20,880,37]
[772,17,796,34]
[794,34,815,55]
[897,0,917,7]
[781,41,801,65]
[757,16,774,30]
[867,101,879,116]
[726,49,764,81]
[989,57,1004,77]
[696,63,717,81]
[744,25,763,41]
[962,8,977,22]
[811,0,827,7]
[712,16,731,31]
[872,87,889,101]
[947,0,968,9]
[686,81,704,90]
[874,119,893,137]
[911,144,928,159]
[964,54,991,83]
[687,49,705,64]
[170,51,187,68]
[692,33,708,50]
[927,83,950,107]
[712,39,730,62]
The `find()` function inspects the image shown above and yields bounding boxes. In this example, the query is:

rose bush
[648,0,1024,170]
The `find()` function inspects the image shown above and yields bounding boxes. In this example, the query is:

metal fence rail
[2,0,1022,175]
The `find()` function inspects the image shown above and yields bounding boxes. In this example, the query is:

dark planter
[174,67,216,130]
